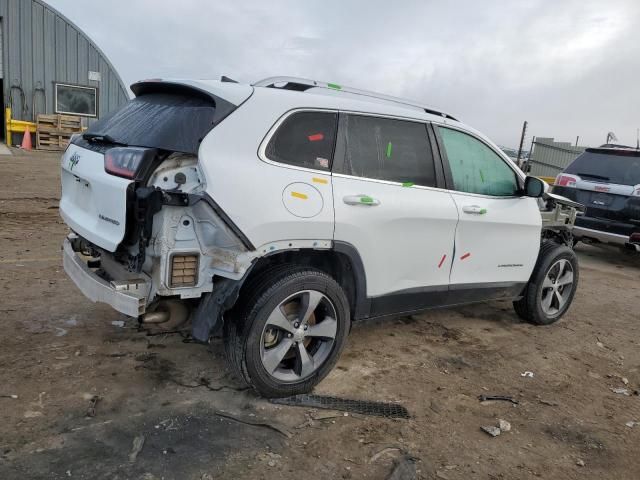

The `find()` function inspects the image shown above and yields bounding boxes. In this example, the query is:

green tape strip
[327,83,342,90]
[402,182,414,188]
[479,208,487,214]
[360,196,374,204]
[386,142,392,158]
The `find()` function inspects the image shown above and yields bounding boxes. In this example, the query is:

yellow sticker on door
[291,192,308,200]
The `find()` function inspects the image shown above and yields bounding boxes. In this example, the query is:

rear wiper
[82,132,124,145]
[576,172,610,181]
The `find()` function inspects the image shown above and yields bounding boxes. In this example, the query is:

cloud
[48,0,640,147]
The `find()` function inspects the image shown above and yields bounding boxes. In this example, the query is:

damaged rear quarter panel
[148,200,256,299]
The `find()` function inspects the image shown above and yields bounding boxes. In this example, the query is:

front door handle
[343,195,381,206]
[462,205,487,215]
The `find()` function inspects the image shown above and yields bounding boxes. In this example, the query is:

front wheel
[223,266,350,398]
[514,242,579,325]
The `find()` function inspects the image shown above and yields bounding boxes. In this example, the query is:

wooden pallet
[36,114,83,151]
[36,130,78,151]
[36,114,82,132]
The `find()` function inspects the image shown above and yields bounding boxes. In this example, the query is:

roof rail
[252,76,458,121]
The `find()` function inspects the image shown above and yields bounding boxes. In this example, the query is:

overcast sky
[48,0,640,149]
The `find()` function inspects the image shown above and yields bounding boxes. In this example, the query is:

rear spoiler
[586,147,640,157]
[130,80,238,125]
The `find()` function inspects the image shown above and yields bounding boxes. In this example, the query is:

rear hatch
[60,143,133,251]
[553,148,640,233]
[59,80,251,252]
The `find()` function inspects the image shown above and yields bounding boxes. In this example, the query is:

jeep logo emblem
[68,152,80,171]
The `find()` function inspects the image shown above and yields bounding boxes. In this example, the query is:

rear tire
[514,242,579,325]
[223,265,350,398]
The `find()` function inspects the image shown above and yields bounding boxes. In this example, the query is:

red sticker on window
[308,133,324,142]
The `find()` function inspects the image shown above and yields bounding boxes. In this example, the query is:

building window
[55,83,98,117]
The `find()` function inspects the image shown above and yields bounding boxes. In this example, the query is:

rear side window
[266,111,338,170]
[341,115,436,187]
[564,150,640,186]
[83,92,218,154]
[438,127,518,196]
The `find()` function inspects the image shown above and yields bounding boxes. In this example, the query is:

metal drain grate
[269,394,410,419]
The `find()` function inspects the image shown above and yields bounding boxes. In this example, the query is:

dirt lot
[1,150,639,480]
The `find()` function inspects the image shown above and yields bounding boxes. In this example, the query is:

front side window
[341,115,436,187]
[438,127,518,196]
[266,111,338,170]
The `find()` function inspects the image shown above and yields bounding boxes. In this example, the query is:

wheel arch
[239,243,369,320]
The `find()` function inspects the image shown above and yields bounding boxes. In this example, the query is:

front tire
[223,265,351,398]
[514,242,579,325]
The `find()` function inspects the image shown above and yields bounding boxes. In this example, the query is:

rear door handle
[343,195,381,206]
[462,205,487,215]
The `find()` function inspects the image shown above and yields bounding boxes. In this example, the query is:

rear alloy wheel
[514,242,579,325]
[224,266,350,398]
[261,290,338,382]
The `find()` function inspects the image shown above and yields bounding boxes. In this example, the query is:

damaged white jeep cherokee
[60,76,582,397]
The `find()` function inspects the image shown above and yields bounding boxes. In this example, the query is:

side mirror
[523,176,546,198]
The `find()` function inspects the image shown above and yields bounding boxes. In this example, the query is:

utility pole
[516,121,528,167]
[575,136,579,147]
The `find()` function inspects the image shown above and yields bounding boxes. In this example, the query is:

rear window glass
[266,111,338,170]
[565,150,640,186]
[83,93,217,154]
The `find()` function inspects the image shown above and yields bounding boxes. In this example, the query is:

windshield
[564,150,640,186]
[83,92,217,154]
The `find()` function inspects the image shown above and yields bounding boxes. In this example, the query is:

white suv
[60,76,581,397]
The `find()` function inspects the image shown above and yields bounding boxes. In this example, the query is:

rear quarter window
[265,111,338,171]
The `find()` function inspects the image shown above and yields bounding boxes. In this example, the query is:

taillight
[556,174,579,187]
[104,147,156,179]
[630,233,640,244]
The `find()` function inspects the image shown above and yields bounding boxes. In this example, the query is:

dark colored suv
[552,145,640,251]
